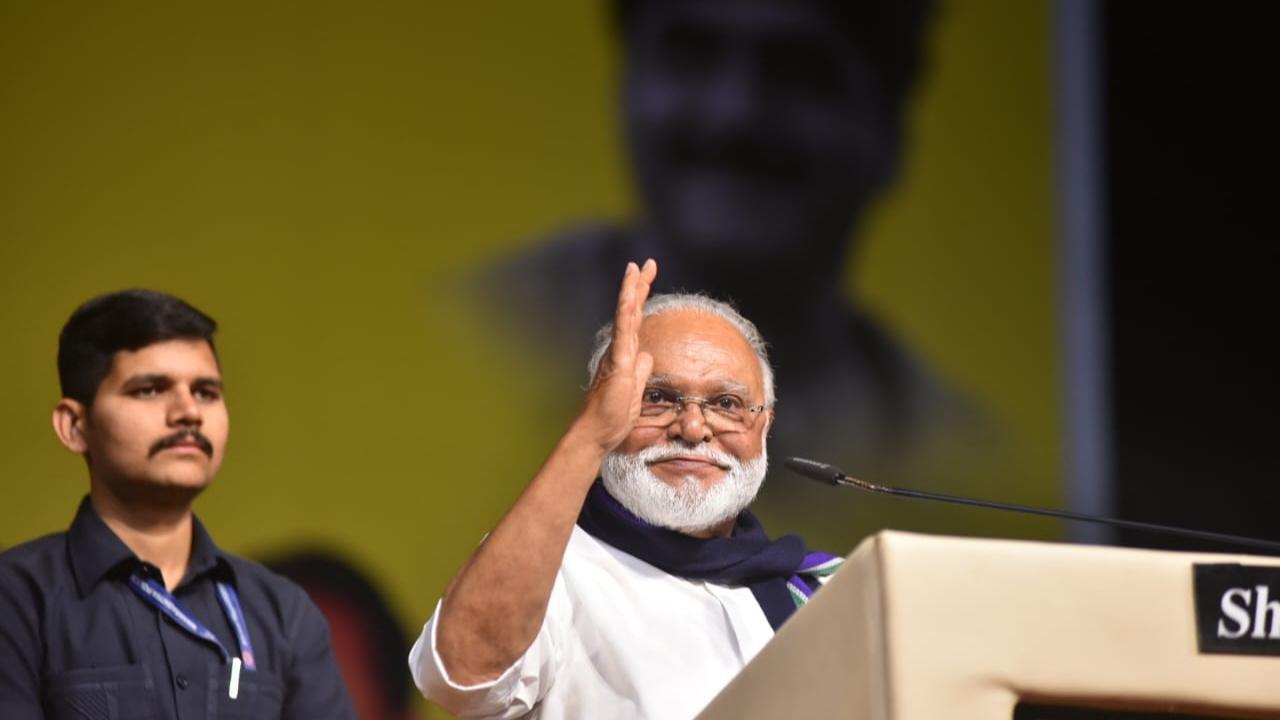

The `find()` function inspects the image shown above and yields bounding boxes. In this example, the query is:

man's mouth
[648,456,729,471]
[149,430,214,458]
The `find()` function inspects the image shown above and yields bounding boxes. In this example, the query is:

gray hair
[587,293,776,406]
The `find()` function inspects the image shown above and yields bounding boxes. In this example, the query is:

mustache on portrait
[148,428,214,458]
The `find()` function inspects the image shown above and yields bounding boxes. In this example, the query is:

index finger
[610,259,658,369]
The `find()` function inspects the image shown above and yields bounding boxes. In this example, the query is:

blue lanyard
[127,571,258,672]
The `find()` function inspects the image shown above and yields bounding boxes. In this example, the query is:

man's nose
[700,51,764,137]
[167,388,202,426]
[667,402,712,444]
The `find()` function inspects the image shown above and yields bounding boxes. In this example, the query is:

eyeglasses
[636,387,766,433]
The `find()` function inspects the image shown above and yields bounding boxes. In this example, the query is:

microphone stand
[783,456,1280,554]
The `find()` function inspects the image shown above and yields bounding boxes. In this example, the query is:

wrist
[561,416,616,466]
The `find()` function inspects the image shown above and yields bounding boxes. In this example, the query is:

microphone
[782,456,1280,554]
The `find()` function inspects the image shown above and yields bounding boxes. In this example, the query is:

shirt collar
[68,495,231,596]
[185,512,225,584]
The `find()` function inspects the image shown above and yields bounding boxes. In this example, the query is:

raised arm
[433,259,657,685]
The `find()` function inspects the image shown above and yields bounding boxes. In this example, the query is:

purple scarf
[576,481,832,630]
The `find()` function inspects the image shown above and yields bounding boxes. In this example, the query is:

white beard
[600,441,768,533]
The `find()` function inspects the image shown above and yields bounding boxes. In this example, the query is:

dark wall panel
[1104,4,1280,552]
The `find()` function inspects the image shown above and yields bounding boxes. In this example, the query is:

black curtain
[1104,3,1280,553]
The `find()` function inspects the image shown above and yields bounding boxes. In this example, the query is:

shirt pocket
[208,667,284,719]
[43,663,160,720]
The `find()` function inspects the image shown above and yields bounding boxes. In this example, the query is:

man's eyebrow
[121,374,223,389]
[715,380,751,395]
[645,374,751,395]
[192,377,223,389]
[122,374,172,387]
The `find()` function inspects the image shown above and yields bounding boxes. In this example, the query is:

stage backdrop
[0,1,1056,716]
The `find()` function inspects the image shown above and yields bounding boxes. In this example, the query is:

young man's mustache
[148,429,214,458]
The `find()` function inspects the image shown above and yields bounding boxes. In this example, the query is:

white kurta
[409,525,776,719]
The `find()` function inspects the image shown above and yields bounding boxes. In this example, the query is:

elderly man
[411,260,838,718]
[0,290,355,720]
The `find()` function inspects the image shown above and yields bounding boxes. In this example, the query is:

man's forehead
[106,338,221,379]
[639,308,745,339]
[639,310,761,386]
[632,0,845,44]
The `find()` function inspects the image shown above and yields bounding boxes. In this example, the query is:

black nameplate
[1193,563,1280,656]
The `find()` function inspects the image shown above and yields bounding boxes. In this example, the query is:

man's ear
[53,399,89,454]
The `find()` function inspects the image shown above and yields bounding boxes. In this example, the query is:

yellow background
[1,1,1057,714]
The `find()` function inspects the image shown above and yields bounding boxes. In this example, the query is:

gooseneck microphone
[782,456,1280,554]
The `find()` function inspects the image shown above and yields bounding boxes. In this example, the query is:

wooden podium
[699,531,1280,719]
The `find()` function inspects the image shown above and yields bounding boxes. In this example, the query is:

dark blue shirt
[0,497,356,720]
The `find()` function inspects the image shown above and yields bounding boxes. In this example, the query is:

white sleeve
[408,573,571,719]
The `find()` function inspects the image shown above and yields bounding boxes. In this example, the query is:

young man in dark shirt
[0,290,356,720]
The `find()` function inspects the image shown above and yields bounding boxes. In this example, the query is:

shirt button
[176,674,190,690]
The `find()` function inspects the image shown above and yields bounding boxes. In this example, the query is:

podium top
[700,531,1280,720]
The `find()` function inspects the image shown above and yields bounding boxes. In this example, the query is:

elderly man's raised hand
[579,259,657,454]
[433,259,659,687]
